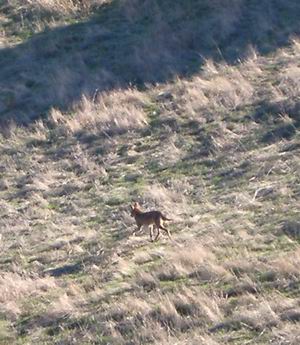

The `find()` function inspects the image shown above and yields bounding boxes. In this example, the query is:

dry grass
[2,0,108,33]
[0,4,299,344]
[0,272,57,319]
[141,183,187,220]
[48,88,149,137]
[175,61,256,121]
[24,0,100,15]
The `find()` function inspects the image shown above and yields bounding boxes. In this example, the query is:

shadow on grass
[44,262,82,277]
[0,0,300,125]
[282,220,300,240]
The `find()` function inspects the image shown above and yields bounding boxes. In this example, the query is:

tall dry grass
[49,88,149,135]
[4,0,108,21]
[169,59,258,123]
[0,272,57,319]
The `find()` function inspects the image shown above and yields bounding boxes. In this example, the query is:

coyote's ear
[130,204,134,210]
[133,202,138,207]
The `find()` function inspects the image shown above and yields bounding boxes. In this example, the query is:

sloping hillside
[0,1,300,344]
[1,0,300,122]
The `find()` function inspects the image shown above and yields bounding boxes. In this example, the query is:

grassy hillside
[1,0,300,123]
[0,1,300,344]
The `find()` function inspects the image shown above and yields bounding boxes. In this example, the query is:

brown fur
[130,202,172,241]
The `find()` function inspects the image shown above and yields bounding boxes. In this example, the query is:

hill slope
[0,1,300,345]
[1,0,300,122]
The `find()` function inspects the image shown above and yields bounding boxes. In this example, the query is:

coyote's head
[130,202,140,216]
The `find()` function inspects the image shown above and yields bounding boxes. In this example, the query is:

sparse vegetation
[0,0,300,344]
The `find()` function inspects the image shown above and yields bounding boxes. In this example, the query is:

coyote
[130,202,172,241]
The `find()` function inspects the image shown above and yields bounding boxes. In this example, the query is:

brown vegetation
[0,1,299,344]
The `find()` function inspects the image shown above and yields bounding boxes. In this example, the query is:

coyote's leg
[154,226,160,241]
[132,224,142,236]
[160,224,172,239]
[149,225,154,242]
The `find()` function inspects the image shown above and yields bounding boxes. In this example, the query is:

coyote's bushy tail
[161,214,172,221]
